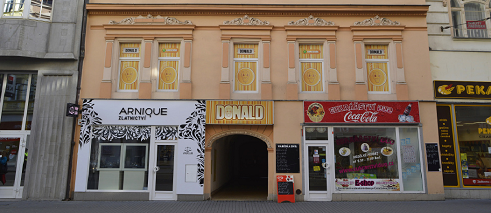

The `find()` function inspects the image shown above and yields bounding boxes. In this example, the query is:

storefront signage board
[276,175,295,203]
[335,179,401,191]
[276,144,300,173]
[425,143,441,172]
[304,101,419,123]
[206,101,273,125]
[466,21,486,30]
[85,99,201,126]
[437,105,459,187]
[434,81,491,99]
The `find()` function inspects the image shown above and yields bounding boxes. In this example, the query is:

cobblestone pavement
[0,199,490,213]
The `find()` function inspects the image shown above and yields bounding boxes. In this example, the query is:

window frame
[0,73,37,131]
[1,0,54,22]
[364,44,392,94]
[450,0,491,38]
[117,42,142,92]
[157,42,181,92]
[298,43,326,93]
[232,42,260,93]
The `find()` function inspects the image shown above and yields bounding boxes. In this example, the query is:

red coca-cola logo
[344,111,378,122]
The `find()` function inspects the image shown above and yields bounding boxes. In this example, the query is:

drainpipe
[64,0,88,201]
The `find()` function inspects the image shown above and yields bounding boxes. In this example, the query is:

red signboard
[466,21,486,29]
[304,101,420,123]
[463,178,491,186]
[277,175,295,203]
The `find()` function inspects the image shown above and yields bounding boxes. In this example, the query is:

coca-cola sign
[304,101,420,123]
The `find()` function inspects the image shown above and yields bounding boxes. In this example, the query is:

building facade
[72,0,444,201]
[0,0,85,199]
[427,0,491,199]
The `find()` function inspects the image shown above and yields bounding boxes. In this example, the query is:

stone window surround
[449,0,491,39]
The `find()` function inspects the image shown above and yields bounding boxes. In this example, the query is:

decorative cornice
[109,14,193,25]
[223,15,270,25]
[288,15,334,26]
[354,15,400,26]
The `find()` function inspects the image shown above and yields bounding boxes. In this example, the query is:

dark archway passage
[211,134,268,201]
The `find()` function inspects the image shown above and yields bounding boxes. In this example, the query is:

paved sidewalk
[0,199,490,213]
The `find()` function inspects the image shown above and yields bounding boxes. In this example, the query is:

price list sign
[276,144,300,173]
[437,105,459,186]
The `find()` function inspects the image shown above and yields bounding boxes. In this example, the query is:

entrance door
[304,144,332,201]
[150,143,177,200]
[0,135,27,198]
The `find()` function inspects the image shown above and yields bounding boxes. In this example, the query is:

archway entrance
[210,134,268,201]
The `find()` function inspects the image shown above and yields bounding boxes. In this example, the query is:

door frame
[148,127,178,200]
[303,126,333,201]
[0,133,28,199]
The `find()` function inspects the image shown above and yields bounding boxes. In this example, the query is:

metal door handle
[154,166,160,172]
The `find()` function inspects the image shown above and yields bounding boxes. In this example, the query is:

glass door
[0,135,27,198]
[150,143,176,200]
[304,144,332,201]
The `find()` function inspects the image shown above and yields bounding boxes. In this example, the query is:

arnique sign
[434,81,491,99]
[304,101,420,123]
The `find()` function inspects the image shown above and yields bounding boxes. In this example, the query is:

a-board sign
[437,105,459,186]
[426,143,441,172]
[276,175,295,203]
[276,144,300,173]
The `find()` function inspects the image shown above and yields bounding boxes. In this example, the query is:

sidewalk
[0,199,490,213]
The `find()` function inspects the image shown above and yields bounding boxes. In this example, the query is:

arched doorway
[210,134,268,201]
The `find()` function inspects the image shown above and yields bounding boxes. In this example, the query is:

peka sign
[304,101,420,123]
[87,99,200,126]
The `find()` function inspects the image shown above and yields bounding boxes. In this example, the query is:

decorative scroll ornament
[155,126,178,140]
[288,15,334,26]
[223,15,270,25]
[354,15,400,26]
[109,14,193,25]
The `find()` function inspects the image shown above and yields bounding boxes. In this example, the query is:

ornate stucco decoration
[288,15,334,26]
[442,0,447,7]
[354,15,400,26]
[109,14,193,25]
[223,15,270,25]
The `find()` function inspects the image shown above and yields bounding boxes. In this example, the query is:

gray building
[427,0,491,199]
[0,0,85,200]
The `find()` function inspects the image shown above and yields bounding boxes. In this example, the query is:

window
[451,0,490,38]
[233,44,258,92]
[118,43,140,91]
[88,131,149,190]
[0,74,37,130]
[158,43,180,91]
[334,127,424,192]
[2,0,53,21]
[365,45,390,93]
[299,44,324,92]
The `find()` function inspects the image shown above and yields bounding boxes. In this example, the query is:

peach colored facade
[72,2,443,201]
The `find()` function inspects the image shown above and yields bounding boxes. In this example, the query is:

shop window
[365,45,390,93]
[87,127,150,190]
[1,0,53,21]
[233,43,258,92]
[299,44,324,92]
[451,1,490,38]
[333,127,424,192]
[118,43,141,91]
[158,43,180,91]
[455,106,491,187]
[0,74,37,130]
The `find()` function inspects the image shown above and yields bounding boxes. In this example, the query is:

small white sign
[123,48,139,54]
[238,48,254,54]
[368,49,384,55]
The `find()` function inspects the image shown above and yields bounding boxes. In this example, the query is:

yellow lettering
[233,105,241,119]
[476,85,485,95]
[485,128,489,134]
[216,105,225,120]
[248,106,254,119]
[241,106,248,119]
[486,86,491,95]
[457,85,465,94]
[255,105,264,120]
[466,85,475,94]
[479,128,483,134]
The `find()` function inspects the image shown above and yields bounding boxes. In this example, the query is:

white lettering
[344,111,378,123]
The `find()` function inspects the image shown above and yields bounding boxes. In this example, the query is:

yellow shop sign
[206,101,273,125]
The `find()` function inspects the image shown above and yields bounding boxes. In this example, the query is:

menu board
[426,143,441,172]
[437,105,459,186]
[277,181,294,195]
[276,144,300,173]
